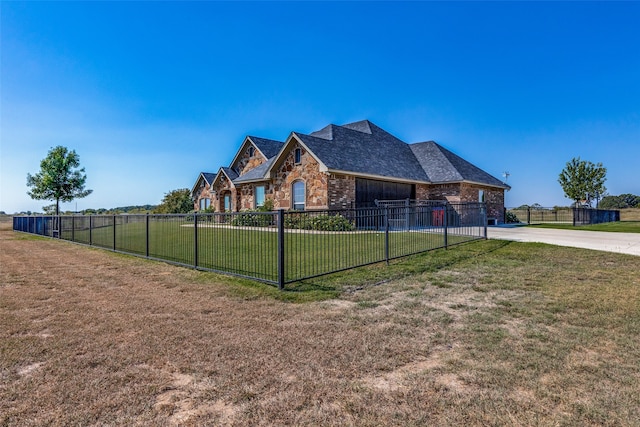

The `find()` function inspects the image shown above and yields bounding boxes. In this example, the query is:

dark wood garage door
[355,178,415,208]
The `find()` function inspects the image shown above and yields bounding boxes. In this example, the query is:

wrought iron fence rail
[13,203,487,289]
[507,207,620,225]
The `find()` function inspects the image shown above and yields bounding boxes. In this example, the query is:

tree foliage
[558,157,607,207]
[155,188,193,213]
[26,146,92,215]
[599,194,640,209]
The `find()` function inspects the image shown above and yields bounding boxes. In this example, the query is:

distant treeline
[599,194,640,209]
[11,205,158,216]
[512,194,640,211]
[83,205,158,214]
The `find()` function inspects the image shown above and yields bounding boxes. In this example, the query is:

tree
[558,157,607,208]
[155,188,193,213]
[26,146,92,215]
[599,193,640,209]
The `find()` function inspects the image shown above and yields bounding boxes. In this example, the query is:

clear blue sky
[1,1,638,213]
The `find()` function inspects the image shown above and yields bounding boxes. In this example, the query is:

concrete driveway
[487,226,640,256]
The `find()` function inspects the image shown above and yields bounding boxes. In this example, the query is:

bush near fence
[12,203,487,289]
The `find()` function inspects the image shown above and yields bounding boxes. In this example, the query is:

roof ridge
[340,119,373,134]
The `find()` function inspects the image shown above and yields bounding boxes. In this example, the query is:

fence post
[194,213,199,268]
[384,206,390,264]
[527,208,531,224]
[145,213,149,258]
[277,209,285,290]
[89,215,93,246]
[71,215,75,242]
[483,203,488,239]
[405,198,410,231]
[113,215,116,251]
[444,205,449,249]
[572,208,576,227]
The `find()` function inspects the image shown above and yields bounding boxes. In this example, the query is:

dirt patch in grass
[2,224,640,425]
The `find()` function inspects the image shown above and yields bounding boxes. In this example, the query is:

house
[191,120,510,222]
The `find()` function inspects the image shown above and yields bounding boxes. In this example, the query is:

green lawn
[531,221,640,233]
[60,219,482,285]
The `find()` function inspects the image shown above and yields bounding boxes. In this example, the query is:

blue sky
[1,1,639,213]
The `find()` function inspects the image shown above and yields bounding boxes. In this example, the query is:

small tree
[155,188,193,213]
[26,146,92,215]
[558,157,607,208]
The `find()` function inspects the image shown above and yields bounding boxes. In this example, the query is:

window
[224,194,231,212]
[199,198,211,210]
[255,185,265,208]
[294,147,302,164]
[248,146,255,157]
[479,190,485,203]
[292,180,305,210]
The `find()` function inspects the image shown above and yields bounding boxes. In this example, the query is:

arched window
[292,181,305,210]
[294,148,302,164]
[249,146,255,157]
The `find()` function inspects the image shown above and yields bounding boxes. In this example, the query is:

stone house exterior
[191,120,510,222]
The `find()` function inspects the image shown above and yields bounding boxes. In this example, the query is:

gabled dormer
[229,136,284,177]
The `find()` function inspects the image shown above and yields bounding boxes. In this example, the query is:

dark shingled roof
[410,141,506,187]
[233,158,275,183]
[221,167,238,181]
[248,136,283,159]
[296,120,429,182]
[225,119,507,189]
[202,172,216,185]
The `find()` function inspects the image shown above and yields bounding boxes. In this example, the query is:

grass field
[621,208,640,221]
[2,220,639,425]
[32,217,481,285]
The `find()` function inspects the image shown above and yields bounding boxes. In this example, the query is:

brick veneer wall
[428,183,505,223]
[328,174,355,209]
[459,183,504,222]
[415,184,430,201]
[429,184,462,203]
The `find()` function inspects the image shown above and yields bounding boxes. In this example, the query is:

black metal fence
[507,207,620,225]
[13,203,487,289]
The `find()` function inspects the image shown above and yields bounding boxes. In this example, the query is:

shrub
[505,211,520,223]
[284,213,355,231]
[232,211,274,227]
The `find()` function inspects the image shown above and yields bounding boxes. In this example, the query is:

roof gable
[295,121,429,182]
[248,136,284,159]
[190,171,216,196]
[211,167,239,189]
[229,136,283,173]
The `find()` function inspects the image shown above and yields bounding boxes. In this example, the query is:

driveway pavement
[487,226,640,256]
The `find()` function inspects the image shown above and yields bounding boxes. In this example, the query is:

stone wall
[193,177,214,211]
[272,143,328,210]
[212,174,236,212]
[238,183,275,210]
[235,144,266,176]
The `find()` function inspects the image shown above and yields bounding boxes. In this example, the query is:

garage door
[355,178,415,208]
